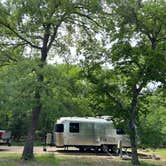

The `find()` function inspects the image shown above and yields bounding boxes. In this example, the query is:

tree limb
[0,21,42,50]
[47,13,68,51]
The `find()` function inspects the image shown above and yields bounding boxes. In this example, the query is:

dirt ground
[0,146,163,157]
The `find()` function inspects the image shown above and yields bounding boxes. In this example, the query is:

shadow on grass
[0,149,9,152]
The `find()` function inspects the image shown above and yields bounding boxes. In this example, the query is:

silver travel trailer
[45,116,130,152]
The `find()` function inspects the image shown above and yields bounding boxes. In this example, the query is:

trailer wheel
[102,145,108,152]
[94,147,99,154]
[79,147,85,152]
[111,145,119,154]
[101,145,112,156]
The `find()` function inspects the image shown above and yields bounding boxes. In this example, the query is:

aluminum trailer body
[46,117,130,151]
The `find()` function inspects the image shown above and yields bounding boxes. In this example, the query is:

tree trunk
[22,69,44,160]
[22,85,42,160]
[151,38,157,50]
[129,86,140,165]
[22,23,51,160]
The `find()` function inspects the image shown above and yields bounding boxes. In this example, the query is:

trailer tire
[102,145,112,156]
[94,147,100,154]
[111,145,119,154]
[79,147,85,152]
[102,145,109,152]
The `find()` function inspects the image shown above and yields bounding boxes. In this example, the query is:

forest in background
[0,63,165,148]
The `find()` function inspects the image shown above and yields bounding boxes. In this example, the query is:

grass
[0,148,166,166]
[140,161,165,166]
[0,154,166,166]
[0,154,94,166]
[150,149,166,158]
[140,148,166,159]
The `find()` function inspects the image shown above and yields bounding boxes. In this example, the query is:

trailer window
[69,123,79,133]
[55,124,64,132]
[116,129,125,135]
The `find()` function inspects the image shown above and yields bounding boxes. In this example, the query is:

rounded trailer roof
[56,116,113,124]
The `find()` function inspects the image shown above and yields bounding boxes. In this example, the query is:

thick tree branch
[0,22,42,49]
[41,24,51,62]
[137,80,147,94]
[47,13,68,52]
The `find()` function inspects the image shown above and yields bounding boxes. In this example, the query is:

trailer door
[55,124,64,147]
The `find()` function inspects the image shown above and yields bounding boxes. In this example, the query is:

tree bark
[22,86,42,160]
[22,51,47,160]
[22,22,50,160]
[129,85,140,165]
[22,62,46,160]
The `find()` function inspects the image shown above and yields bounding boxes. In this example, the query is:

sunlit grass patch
[153,149,166,158]
[141,160,166,166]
[0,153,20,159]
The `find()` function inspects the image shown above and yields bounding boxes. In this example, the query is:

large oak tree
[79,0,166,165]
[0,0,101,160]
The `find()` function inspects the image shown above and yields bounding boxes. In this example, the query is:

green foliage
[79,0,166,153]
[0,0,102,144]
[139,90,166,148]
[38,64,94,134]
[107,0,165,134]
[0,60,93,138]
[0,58,39,136]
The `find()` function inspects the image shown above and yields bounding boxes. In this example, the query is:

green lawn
[150,149,166,158]
[0,155,121,166]
[0,153,166,166]
[0,148,165,166]
[139,148,166,159]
